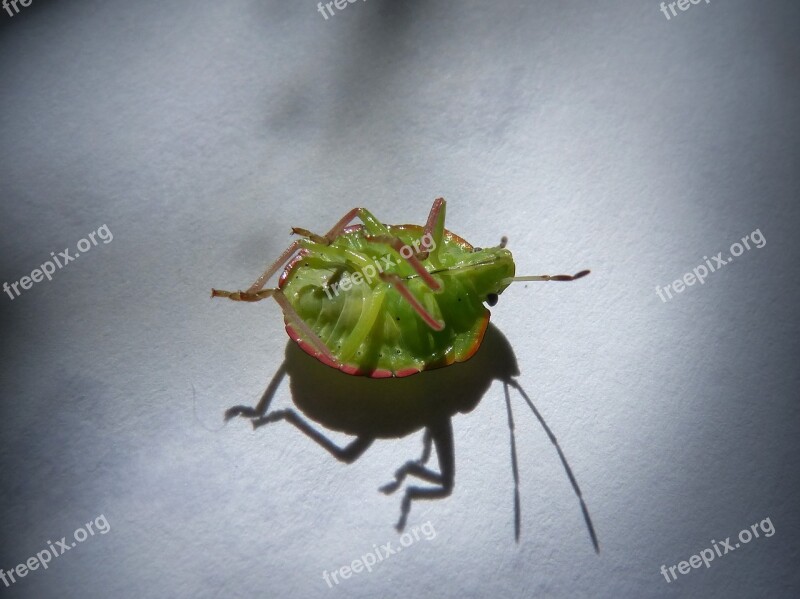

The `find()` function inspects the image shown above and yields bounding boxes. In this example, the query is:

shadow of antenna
[508,379,600,553]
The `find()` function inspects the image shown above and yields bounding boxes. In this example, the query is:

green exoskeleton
[212,198,588,376]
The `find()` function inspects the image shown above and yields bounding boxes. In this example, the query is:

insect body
[212,198,588,377]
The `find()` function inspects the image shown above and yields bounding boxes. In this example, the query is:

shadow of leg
[225,363,287,420]
[379,430,434,494]
[253,408,374,464]
[396,484,453,532]
[393,417,454,531]
[379,461,442,495]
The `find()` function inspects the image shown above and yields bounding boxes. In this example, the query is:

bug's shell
[278,224,500,378]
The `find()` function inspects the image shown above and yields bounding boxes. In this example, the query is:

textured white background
[1,1,798,597]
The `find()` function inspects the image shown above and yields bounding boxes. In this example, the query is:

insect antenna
[406,259,499,278]
[409,264,590,281]
[510,270,590,283]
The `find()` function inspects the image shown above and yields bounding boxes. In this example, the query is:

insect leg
[296,239,375,273]
[210,288,276,302]
[324,207,391,240]
[379,273,444,331]
[245,240,303,294]
[211,287,338,364]
[242,208,393,294]
[423,197,446,267]
[271,290,339,365]
[252,408,374,463]
[365,235,441,292]
[336,285,386,363]
[394,417,454,532]
[290,227,328,244]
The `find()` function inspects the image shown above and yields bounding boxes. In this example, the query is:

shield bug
[211,198,589,377]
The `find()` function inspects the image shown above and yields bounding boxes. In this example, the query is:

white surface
[1,1,798,597]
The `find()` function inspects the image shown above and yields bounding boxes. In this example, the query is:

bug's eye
[486,293,498,307]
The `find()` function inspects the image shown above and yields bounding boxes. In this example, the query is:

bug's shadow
[226,324,598,550]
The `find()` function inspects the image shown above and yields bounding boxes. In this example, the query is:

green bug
[212,198,588,377]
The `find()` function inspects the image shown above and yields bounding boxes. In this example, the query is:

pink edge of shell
[394,366,422,378]
[286,323,405,378]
